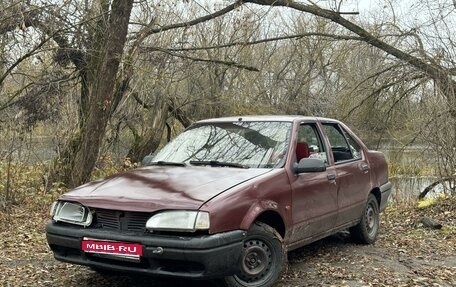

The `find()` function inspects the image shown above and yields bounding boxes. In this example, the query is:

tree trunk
[65,0,134,187]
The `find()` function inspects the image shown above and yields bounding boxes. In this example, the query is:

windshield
[151,121,292,168]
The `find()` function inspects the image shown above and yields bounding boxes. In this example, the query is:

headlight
[146,211,210,232]
[51,201,93,227]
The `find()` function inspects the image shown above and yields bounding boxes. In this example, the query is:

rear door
[321,123,372,228]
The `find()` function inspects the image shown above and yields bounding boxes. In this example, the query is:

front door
[289,123,338,244]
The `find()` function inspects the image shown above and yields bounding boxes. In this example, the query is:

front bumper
[46,222,246,279]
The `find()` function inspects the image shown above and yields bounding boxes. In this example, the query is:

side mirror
[142,155,154,166]
[295,158,326,174]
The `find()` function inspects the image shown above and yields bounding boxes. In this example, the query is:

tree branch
[0,82,34,112]
[344,73,426,119]
[246,0,456,118]
[133,0,243,43]
[0,5,44,34]
[143,32,362,52]
[245,0,451,80]
[419,177,455,199]
[0,36,51,86]
[132,92,192,128]
[145,47,259,71]
[131,92,151,109]
[167,99,192,128]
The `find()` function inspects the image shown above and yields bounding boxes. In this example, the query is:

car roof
[196,115,340,124]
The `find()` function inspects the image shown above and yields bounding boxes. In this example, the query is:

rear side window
[323,124,362,163]
[343,130,362,160]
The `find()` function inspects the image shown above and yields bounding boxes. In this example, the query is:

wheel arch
[241,205,286,239]
[256,211,286,239]
[371,187,381,207]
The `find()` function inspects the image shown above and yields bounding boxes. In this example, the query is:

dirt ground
[1,196,455,287]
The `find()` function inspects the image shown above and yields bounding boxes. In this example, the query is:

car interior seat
[296,142,310,162]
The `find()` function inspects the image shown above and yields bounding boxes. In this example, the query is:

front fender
[240,199,281,230]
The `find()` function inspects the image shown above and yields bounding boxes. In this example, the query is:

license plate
[81,238,143,257]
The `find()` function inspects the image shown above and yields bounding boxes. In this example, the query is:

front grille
[93,209,151,232]
[96,209,119,229]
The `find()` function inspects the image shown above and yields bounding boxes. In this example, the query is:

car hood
[60,166,271,212]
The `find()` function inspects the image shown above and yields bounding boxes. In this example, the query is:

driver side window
[296,124,327,164]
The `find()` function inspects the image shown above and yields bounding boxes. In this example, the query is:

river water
[380,145,453,201]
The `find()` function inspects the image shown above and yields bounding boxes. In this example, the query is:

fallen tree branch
[418,177,455,199]
[244,0,456,103]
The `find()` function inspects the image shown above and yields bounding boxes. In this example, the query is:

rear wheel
[222,222,286,287]
[350,193,379,244]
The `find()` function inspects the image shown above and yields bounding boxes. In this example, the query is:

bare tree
[2,0,455,192]
[244,0,456,116]
[243,0,455,188]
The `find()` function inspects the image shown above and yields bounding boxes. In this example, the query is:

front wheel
[350,193,380,244]
[222,222,286,287]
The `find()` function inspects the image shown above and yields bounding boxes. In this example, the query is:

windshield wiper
[148,161,186,167]
[190,160,249,169]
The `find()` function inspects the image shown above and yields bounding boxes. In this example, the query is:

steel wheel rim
[235,239,273,284]
[365,203,378,235]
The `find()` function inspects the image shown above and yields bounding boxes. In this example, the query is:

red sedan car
[46,116,392,287]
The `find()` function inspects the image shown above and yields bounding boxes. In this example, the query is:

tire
[350,193,380,244]
[222,222,286,287]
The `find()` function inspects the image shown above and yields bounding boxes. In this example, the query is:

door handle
[359,163,369,172]
[327,173,336,181]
